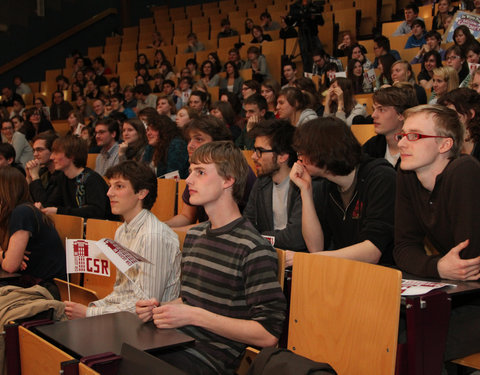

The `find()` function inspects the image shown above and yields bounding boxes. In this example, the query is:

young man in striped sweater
[136,141,286,375]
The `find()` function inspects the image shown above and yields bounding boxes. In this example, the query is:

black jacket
[314,156,396,264]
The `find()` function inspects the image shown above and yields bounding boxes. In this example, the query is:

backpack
[247,347,337,375]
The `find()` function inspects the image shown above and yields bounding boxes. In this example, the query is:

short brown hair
[373,86,418,115]
[52,135,88,168]
[105,160,157,210]
[33,131,58,151]
[184,115,232,141]
[190,141,248,203]
[403,104,464,158]
[293,117,361,175]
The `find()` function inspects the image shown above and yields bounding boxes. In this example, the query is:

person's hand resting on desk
[437,239,480,281]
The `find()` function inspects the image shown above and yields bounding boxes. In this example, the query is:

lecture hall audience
[2,3,480,373]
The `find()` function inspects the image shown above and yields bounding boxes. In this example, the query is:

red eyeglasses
[394,132,451,142]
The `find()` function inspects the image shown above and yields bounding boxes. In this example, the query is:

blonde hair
[432,66,459,93]
[403,104,464,158]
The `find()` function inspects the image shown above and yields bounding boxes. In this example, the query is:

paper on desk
[401,279,456,296]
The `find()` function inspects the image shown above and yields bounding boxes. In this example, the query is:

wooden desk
[400,275,480,375]
[36,311,194,358]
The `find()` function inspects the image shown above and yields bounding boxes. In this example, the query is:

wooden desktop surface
[36,311,194,358]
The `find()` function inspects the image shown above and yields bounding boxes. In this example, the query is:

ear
[137,189,149,201]
[7,157,13,165]
[397,112,405,122]
[222,176,235,190]
[438,137,454,155]
[277,152,289,165]
[469,109,475,120]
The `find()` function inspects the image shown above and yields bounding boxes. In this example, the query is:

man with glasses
[311,49,343,76]
[94,118,120,176]
[244,119,307,265]
[290,117,396,264]
[1,119,33,168]
[50,90,73,121]
[394,104,480,363]
[26,131,59,206]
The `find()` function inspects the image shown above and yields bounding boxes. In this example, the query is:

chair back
[151,178,177,222]
[288,253,401,375]
[54,278,98,305]
[351,124,376,145]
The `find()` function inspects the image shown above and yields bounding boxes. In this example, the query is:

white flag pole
[66,237,71,302]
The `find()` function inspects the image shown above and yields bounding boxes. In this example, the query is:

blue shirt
[405,34,426,49]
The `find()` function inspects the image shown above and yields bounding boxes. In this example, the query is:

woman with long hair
[458,43,480,88]
[438,88,480,161]
[429,66,459,103]
[349,44,373,71]
[251,25,272,43]
[108,77,121,96]
[208,52,222,75]
[261,79,281,113]
[453,25,480,55]
[199,60,220,87]
[323,77,367,125]
[432,0,458,30]
[220,61,244,98]
[135,53,150,70]
[34,97,50,120]
[245,18,254,34]
[376,53,396,89]
[445,45,470,84]
[158,60,175,81]
[25,107,54,139]
[276,87,318,127]
[175,106,199,129]
[153,49,167,69]
[390,60,428,104]
[0,167,65,295]
[417,50,443,90]
[336,31,362,57]
[141,111,189,178]
[71,81,83,102]
[66,110,86,136]
[149,31,166,49]
[347,58,372,94]
[210,100,241,140]
[118,118,148,162]
[84,80,100,100]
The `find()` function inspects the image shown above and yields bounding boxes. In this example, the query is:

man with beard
[244,119,306,266]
